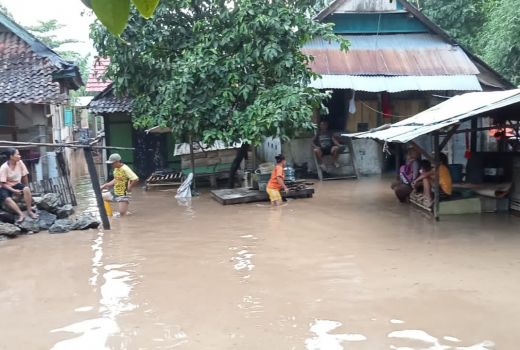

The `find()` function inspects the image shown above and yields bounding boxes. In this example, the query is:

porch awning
[343,89,520,143]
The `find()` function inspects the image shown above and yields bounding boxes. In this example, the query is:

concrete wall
[352,139,383,175]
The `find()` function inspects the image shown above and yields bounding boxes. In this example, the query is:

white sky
[1,0,95,56]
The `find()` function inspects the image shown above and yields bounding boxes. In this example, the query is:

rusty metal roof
[303,34,479,76]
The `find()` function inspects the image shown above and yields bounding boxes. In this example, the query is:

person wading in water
[266,154,289,206]
[101,153,139,217]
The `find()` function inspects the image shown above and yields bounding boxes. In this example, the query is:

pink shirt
[0,161,29,187]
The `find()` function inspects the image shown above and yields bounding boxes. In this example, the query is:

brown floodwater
[1,178,519,350]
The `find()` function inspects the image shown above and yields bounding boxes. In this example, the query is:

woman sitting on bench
[412,153,452,207]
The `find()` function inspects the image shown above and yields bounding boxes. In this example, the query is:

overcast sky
[2,0,95,55]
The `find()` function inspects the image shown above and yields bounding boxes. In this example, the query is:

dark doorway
[133,131,168,177]
[323,89,349,132]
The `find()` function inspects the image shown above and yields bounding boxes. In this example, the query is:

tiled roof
[0,30,71,104]
[88,83,133,114]
[0,13,82,104]
[86,57,111,92]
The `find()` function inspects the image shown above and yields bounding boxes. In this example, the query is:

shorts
[266,187,282,202]
[102,191,131,203]
[320,146,333,155]
[0,183,25,203]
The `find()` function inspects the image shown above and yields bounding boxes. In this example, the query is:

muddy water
[1,178,519,350]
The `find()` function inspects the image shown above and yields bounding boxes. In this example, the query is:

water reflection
[74,176,101,217]
[305,320,366,350]
[50,231,138,349]
[388,328,495,350]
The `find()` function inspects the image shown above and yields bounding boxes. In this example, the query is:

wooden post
[470,118,478,153]
[189,135,196,191]
[433,132,441,221]
[395,144,401,181]
[84,146,110,230]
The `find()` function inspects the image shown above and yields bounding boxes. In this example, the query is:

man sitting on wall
[313,120,343,171]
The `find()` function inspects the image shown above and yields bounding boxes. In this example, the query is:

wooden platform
[211,187,314,205]
[410,195,482,215]
[145,171,184,191]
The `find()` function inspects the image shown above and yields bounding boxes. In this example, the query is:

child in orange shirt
[266,154,289,206]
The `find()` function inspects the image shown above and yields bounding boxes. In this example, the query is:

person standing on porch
[266,154,289,206]
[101,153,139,217]
[313,120,343,171]
[0,148,38,223]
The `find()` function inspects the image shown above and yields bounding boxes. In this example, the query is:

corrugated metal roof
[303,34,479,76]
[309,75,482,92]
[344,89,520,143]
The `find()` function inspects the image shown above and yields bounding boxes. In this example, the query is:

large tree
[421,0,519,86]
[27,19,90,94]
[91,0,346,146]
[480,0,520,86]
[421,0,486,54]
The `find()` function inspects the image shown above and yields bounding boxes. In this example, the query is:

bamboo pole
[0,140,134,150]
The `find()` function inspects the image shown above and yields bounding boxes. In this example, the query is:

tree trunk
[228,144,249,188]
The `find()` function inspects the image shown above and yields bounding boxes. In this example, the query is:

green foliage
[422,0,485,53]
[0,1,14,20]
[91,0,347,145]
[27,19,90,93]
[27,20,80,49]
[481,0,520,85]
[82,0,160,36]
[422,0,519,86]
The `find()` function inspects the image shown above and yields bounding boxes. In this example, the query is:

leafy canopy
[91,0,347,145]
[421,0,520,86]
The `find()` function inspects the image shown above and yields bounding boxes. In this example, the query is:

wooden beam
[0,140,134,150]
[439,124,460,151]
[433,132,441,222]
[439,124,519,135]
[84,147,111,230]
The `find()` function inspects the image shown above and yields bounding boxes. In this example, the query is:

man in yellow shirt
[101,153,139,217]
[412,153,452,207]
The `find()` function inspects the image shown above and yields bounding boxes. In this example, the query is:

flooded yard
[0,178,519,349]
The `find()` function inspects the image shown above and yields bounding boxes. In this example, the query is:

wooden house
[272,0,514,177]
[0,11,82,180]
